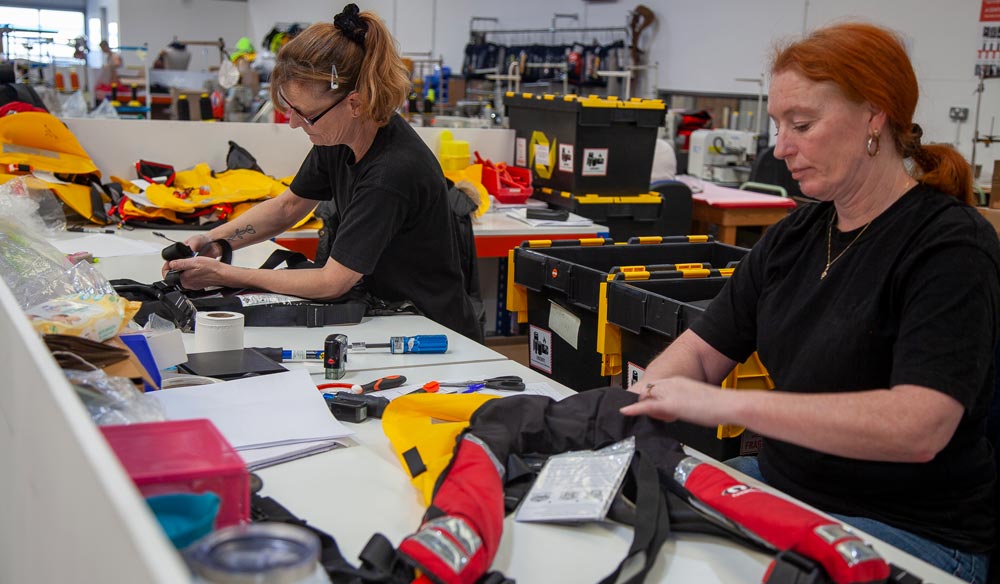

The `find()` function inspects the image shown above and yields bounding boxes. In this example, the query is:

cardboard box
[976,206,1000,236]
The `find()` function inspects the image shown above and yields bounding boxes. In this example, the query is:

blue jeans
[724,456,990,584]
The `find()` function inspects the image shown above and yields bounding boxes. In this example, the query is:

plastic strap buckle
[764,550,832,584]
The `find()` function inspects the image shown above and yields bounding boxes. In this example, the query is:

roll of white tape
[194,311,245,353]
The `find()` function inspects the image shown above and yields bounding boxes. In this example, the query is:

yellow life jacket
[143,163,282,212]
[0,112,107,223]
[381,392,498,505]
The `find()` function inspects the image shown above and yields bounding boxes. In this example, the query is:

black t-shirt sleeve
[289,147,332,201]
[891,240,1000,410]
[690,234,771,363]
[329,184,409,275]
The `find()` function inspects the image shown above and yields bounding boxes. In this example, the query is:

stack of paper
[150,369,354,470]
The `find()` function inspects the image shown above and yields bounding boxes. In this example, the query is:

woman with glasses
[164,4,481,343]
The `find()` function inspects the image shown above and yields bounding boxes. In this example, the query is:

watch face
[249,472,264,494]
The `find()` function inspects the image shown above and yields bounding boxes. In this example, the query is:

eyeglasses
[277,88,347,126]
[277,62,344,126]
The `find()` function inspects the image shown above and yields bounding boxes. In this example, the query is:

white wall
[116,0,249,74]
[105,0,1000,183]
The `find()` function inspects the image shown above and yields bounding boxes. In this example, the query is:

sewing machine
[688,129,759,185]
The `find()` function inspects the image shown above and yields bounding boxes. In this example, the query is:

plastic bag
[27,292,140,342]
[0,176,67,232]
[64,366,166,425]
[0,211,113,310]
[89,98,121,119]
[61,90,89,118]
[36,86,62,116]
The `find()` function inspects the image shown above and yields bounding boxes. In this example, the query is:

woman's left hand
[620,377,730,427]
[166,256,232,290]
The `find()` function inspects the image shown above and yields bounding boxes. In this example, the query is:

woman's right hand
[160,234,219,278]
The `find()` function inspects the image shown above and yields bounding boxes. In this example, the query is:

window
[0,6,86,62]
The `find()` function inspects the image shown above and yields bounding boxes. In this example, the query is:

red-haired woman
[163,4,481,342]
[623,23,996,582]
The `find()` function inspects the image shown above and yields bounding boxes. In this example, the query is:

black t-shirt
[691,184,999,553]
[290,114,480,341]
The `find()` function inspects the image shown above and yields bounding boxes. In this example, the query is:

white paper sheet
[151,369,354,450]
[362,381,567,401]
[49,234,164,258]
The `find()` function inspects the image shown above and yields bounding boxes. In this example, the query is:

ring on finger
[645,382,654,399]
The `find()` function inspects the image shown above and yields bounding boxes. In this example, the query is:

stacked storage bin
[507,235,772,459]
[504,92,692,238]
[602,269,772,459]
[507,236,747,389]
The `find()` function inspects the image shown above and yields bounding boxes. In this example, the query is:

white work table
[6,227,963,584]
[258,360,963,584]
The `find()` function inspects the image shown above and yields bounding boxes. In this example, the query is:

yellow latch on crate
[597,281,622,377]
[506,249,529,324]
[717,352,774,439]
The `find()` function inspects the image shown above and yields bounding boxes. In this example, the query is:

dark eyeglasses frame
[277,63,344,126]
[278,88,348,127]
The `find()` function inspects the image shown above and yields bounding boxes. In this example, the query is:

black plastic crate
[512,238,747,312]
[505,92,665,196]
[533,182,693,241]
[508,238,748,392]
[606,276,764,460]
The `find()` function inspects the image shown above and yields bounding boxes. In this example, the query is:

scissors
[434,375,526,392]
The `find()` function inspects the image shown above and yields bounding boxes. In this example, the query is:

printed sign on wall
[976,23,1000,78]
[983,0,1000,21]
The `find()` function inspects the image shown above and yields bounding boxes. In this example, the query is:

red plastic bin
[482,163,533,204]
[100,419,249,528]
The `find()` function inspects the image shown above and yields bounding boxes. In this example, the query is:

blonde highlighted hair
[270,8,409,126]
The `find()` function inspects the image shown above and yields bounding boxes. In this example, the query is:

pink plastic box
[100,419,249,527]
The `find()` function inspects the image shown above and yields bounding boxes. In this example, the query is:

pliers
[427,375,526,393]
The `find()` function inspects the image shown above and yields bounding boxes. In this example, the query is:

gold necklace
[821,209,872,280]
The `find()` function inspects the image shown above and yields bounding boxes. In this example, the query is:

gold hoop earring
[866,131,880,157]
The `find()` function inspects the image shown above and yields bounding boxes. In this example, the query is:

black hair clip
[334,3,368,46]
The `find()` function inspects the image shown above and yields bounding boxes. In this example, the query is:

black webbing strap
[258,248,312,270]
[211,238,233,265]
[598,450,672,584]
[251,493,411,583]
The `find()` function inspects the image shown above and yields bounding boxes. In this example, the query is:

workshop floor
[484,335,530,368]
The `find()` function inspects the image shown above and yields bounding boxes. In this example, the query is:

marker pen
[67,226,116,234]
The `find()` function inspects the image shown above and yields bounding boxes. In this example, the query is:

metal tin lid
[187,523,321,584]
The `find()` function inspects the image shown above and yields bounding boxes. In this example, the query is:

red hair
[772,23,973,204]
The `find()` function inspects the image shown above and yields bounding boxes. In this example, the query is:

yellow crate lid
[620,98,666,111]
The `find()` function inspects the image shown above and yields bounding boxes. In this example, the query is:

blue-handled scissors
[437,375,526,392]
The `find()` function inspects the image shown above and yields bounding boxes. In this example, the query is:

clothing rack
[474,26,628,49]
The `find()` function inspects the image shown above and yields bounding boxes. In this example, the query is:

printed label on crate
[535,143,551,168]
[529,325,553,373]
[558,144,574,173]
[548,300,581,350]
[740,431,764,456]
[582,148,609,176]
[515,137,527,167]
[626,362,646,390]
